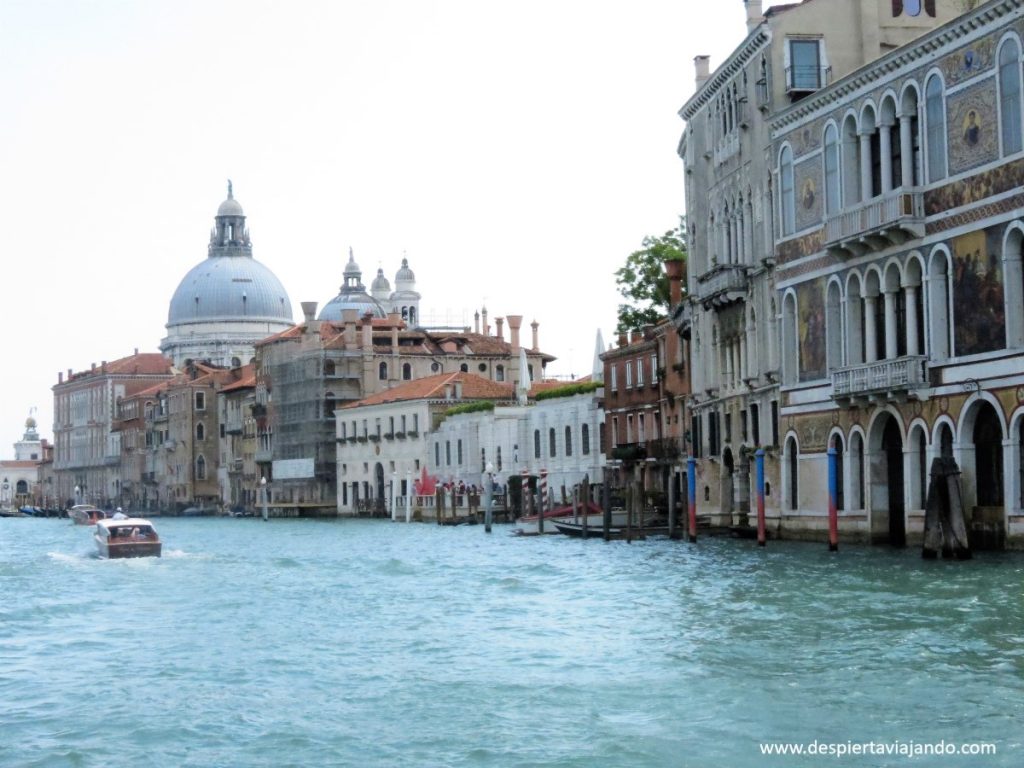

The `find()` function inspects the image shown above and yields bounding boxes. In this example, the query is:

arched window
[460,363,468,373]
[196,455,207,481]
[496,365,505,382]
[378,362,388,380]
[780,146,796,235]
[582,424,591,455]
[786,437,799,511]
[782,292,798,384]
[928,247,952,359]
[196,422,205,441]
[824,124,840,215]
[999,37,1023,155]
[925,74,947,182]
[402,363,412,380]
[549,428,557,457]
[826,280,843,372]
[565,426,573,457]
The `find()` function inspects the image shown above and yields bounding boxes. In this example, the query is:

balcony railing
[825,190,925,256]
[696,264,747,307]
[831,355,928,401]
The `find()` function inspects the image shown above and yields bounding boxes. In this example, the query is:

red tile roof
[343,372,514,408]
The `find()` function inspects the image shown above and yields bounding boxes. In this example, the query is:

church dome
[217,196,244,217]
[318,248,387,321]
[395,257,416,286]
[167,256,293,324]
[371,268,392,301]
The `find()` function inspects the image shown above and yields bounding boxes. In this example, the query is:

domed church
[319,249,422,326]
[161,184,295,368]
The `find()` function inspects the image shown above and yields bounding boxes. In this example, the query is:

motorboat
[94,518,162,559]
[514,501,603,535]
[69,505,107,525]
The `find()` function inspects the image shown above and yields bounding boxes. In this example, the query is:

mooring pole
[687,456,697,543]
[828,445,838,552]
[668,470,679,540]
[539,469,548,533]
[484,462,494,533]
[756,448,766,547]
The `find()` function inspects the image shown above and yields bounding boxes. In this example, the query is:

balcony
[610,443,648,463]
[225,418,244,435]
[670,300,693,338]
[831,355,928,403]
[696,264,747,308]
[825,190,925,256]
[255,449,273,463]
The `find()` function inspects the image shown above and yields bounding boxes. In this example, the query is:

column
[739,333,748,383]
[906,285,919,356]
[864,294,878,363]
[879,121,894,194]
[883,290,898,360]
[860,131,873,201]
[899,115,914,188]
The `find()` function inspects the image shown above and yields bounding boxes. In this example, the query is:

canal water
[1,518,1021,768]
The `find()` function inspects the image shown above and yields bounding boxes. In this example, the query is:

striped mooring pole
[540,469,549,513]
[828,445,839,552]
[756,448,766,547]
[687,456,697,543]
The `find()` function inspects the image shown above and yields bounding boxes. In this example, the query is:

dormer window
[786,38,827,94]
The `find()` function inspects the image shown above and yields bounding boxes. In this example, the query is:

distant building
[52,351,173,508]
[161,184,294,368]
[1,415,50,508]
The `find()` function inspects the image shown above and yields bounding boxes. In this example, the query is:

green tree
[614,222,687,333]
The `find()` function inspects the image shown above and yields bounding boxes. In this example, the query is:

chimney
[507,315,523,353]
[134,347,139,356]
[618,333,628,348]
[91,362,96,373]
[101,361,107,373]
[389,315,400,349]
[744,0,763,33]
[664,259,685,306]
[343,309,357,346]
[695,55,711,90]
[58,372,63,384]
[495,317,504,342]
[301,301,317,324]
[361,312,373,350]
[531,320,539,352]
[67,368,73,379]
[474,310,480,334]
[482,306,489,336]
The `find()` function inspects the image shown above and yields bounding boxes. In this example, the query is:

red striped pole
[828,445,839,552]
[540,469,549,512]
[756,448,766,547]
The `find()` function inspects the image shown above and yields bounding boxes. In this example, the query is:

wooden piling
[827,445,839,552]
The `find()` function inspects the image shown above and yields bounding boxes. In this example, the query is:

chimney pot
[301,301,318,324]
[531,320,539,352]
[495,317,504,342]
[695,55,711,90]
[744,0,763,33]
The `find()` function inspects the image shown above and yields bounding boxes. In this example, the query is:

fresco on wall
[777,230,824,265]
[947,79,999,175]
[792,121,823,156]
[924,156,1024,216]
[952,227,1004,356]
[798,277,827,382]
[939,33,995,88]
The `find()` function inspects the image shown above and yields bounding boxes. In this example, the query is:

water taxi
[94,518,162,559]
[69,505,107,525]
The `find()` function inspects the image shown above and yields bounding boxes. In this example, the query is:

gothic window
[196,455,207,481]
[196,423,205,441]
[999,36,1023,156]
[549,428,557,457]
[565,426,573,457]
[780,146,795,236]
[582,424,590,455]
[403,363,412,380]
[925,74,947,182]
[824,124,840,215]
[379,362,388,380]
[534,429,541,459]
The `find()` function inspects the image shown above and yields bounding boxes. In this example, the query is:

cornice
[771,0,1023,133]
[680,26,772,121]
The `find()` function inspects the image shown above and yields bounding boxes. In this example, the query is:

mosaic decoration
[951,225,1004,356]
[939,33,995,88]
[777,230,824,265]
[924,156,1024,216]
[794,413,834,453]
[794,155,823,232]
[947,79,999,176]
[792,120,823,156]
[798,277,827,383]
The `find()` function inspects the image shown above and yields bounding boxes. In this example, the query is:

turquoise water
[1,518,1021,768]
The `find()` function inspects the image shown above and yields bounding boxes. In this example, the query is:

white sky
[0,0,749,449]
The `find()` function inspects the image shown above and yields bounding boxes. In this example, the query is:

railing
[785,64,831,93]
[255,449,273,463]
[825,190,924,253]
[697,264,747,304]
[831,355,928,399]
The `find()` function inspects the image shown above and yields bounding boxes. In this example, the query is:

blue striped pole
[828,446,839,552]
[756,449,766,547]
[687,456,697,543]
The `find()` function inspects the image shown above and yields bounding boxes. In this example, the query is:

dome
[318,292,387,321]
[167,255,293,325]
[395,257,416,285]
[371,268,391,300]
[217,197,244,217]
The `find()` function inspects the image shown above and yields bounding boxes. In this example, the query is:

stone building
[161,184,294,368]
[0,415,50,508]
[254,283,554,514]
[218,366,258,513]
[675,0,962,529]
[770,0,1024,548]
[52,351,173,508]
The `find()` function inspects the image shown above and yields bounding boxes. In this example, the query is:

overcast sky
[0,0,749,450]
